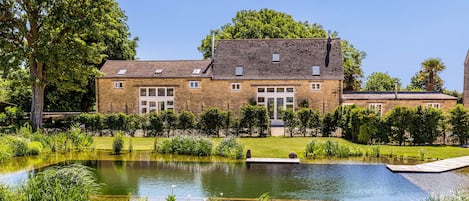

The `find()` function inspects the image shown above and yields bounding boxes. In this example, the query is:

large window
[257,87,295,120]
[139,87,174,114]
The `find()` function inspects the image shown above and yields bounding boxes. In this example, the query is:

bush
[129,137,134,153]
[304,140,362,158]
[0,183,13,201]
[113,132,125,154]
[215,137,244,159]
[21,164,100,201]
[8,136,29,156]
[0,138,13,162]
[67,124,93,151]
[157,135,213,156]
[28,141,42,155]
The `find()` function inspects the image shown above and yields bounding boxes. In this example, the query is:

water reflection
[62,161,426,200]
[0,151,466,200]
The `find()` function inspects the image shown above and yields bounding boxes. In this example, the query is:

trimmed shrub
[113,132,125,154]
[215,137,244,159]
[28,141,42,155]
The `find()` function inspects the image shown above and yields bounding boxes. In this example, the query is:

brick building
[97,38,343,121]
[342,92,457,115]
[96,38,457,121]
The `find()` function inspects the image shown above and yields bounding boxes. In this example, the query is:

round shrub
[112,132,124,154]
[28,141,43,155]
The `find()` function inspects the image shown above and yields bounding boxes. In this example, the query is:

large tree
[407,58,445,92]
[198,9,366,91]
[0,0,133,129]
[364,72,401,91]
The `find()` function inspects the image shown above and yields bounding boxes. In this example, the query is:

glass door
[268,98,275,119]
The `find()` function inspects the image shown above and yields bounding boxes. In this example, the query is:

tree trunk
[427,70,434,91]
[31,82,45,130]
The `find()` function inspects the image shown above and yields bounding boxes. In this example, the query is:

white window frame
[311,83,321,91]
[257,86,295,120]
[426,103,440,109]
[139,87,175,114]
[113,81,123,89]
[368,103,383,116]
[231,83,241,91]
[189,81,200,89]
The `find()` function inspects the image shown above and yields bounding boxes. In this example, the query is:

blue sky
[117,0,469,91]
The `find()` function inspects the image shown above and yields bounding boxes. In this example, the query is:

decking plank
[246,158,300,164]
[387,156,469,173]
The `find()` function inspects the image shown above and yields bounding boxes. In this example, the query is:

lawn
[93,136,469,160]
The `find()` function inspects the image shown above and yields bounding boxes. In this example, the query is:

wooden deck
[387,156,469,173]
[246,158,300,164]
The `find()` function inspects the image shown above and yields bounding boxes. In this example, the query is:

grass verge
[93,137,469,160]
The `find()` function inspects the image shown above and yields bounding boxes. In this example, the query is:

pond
[1,151,469,201]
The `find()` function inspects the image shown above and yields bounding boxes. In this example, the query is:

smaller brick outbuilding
[342,91,457,115]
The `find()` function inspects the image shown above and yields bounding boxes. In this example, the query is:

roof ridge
[107,59,210,62]
[217,38,341,41]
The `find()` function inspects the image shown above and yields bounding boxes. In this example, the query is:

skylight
[235,66,243,76]
[117,69,127,75]
[154,69,163,74]
[312,66,320,76]
[272,53,280,62]
[192,69,201,75]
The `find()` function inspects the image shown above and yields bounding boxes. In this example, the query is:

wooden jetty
[246,158,300,164]
[387,156,469,173]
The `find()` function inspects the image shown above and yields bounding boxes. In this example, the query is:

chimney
[394,80,399,99]
[211,31,215,60]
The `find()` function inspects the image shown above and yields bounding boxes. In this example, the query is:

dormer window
[117,69,127,75]
[192,69,201,75]
[272,53,280,62]
[154,69,163,74]
[235,66,243,76]
[312,66,320,76]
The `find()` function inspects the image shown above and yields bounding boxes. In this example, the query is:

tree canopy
[364,72,401,91]
[198,9,366,91]
[0,0,136,128]
[407,58,446,92]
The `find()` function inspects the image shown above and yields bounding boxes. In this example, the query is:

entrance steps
[270,127,284,136]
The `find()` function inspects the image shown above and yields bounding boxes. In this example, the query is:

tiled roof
[99,60,212,78]
[212,38,343,80]
[342,92,458,100]
[465,50,469,65]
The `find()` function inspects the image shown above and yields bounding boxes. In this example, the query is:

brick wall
[341,99,456,114]
[96,77,342,115]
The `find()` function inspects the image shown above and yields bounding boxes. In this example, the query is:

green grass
[93,136,469,160]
